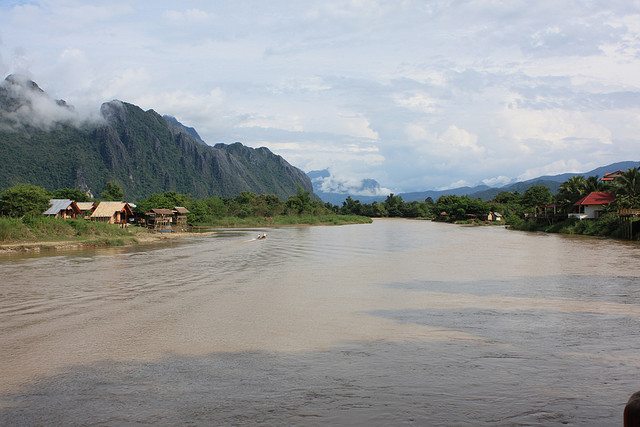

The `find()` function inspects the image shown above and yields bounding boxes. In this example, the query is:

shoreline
[0,215,373,256]
[0,230,205,256]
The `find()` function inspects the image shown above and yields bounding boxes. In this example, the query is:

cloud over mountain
[1,1,639,191]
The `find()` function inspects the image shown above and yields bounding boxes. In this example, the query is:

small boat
[257,233,267,240]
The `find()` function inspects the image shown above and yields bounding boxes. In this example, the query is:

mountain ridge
[0,75,313,201]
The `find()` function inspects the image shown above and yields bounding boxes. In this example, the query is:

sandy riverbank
[0,230,210,256]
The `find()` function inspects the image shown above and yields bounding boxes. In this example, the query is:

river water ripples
[0,219,639,425]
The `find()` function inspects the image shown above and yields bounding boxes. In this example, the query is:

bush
[22,216,76,240]
[0,217,33,242]
[0,184,51,217]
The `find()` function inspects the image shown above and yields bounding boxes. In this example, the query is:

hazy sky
[1,0,639,192]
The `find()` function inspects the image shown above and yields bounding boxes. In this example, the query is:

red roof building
[570,192,615,219]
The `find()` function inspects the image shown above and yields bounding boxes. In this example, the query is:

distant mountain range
[0,74,312,200]
[309,161,640,205]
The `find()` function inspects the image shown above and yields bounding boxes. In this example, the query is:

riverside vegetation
[1,167,638,246]
[0,183,370,247]
[336,167,640,240]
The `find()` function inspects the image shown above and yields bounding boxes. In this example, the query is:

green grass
[508,213,626,238]
[193,214,372,227]
[0,217,33,241]
[0,216,136,243]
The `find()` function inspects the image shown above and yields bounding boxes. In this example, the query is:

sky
[1,0,639,194]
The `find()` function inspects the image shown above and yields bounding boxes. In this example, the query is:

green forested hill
[0,75,312,201]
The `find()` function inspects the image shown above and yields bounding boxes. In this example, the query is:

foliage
[0,100,312,200]
[52,188,91,202]
[285,187,321,215]
[614,167,640,208]
[101,181,125,201]
[135,191,192,213]
[0,184,51,217]
[191,214,372,228]
[555,176,588,210]
[521,185,553,209]
[0,217,32,241]
[384,193,405,217]
[433,195,490,222]
[493,191,521,205]
[0,216,131,243]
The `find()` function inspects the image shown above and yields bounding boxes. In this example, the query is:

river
[0,219,639,425]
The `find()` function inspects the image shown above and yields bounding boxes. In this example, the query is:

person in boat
[257,233,267,240]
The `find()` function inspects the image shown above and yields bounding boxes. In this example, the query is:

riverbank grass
[193,214,372,228]
[0,216,138,244]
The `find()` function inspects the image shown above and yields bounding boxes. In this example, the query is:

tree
[286,187,314,215]
[585,175,602,193]
[136,192,192,213]
[101,181,124,201]
[384,193,404,217]
[493,191,521,205]
[341,196,364,216]
[522,185,553,209]
[52,187,91,202]
[556,176,587,209]
[0,184,51,217]
[614,167,640,208]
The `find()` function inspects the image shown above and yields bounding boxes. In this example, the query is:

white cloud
[482,175,512,187]
[438,125,484,154]
[239,114,304,132]
[517,159,595,181]
[163,8,211,24]
[394,92,439,113]
[499,108,614,151]
[1,0,639,192]
[439,180,470,190]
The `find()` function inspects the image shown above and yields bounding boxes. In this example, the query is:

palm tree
[556,175,587,210]
[585,175,602,193]
[614,167,640,208]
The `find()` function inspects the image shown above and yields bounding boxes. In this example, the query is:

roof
[91,202,129,218]
[43,199,74,215]
[76,202,95,211]
[174,207,189,214]
[147,208,174,215]
[601,170,623,181]
[575,192,615,206]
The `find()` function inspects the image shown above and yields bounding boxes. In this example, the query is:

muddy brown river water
[0,219,639,425]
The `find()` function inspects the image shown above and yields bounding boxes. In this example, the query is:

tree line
[0,181,333,223]
[1,167,638,227]
[336,167,640,224]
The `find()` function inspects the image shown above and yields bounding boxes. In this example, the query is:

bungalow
[569,192,615,220]
[75,202,96,218]
[43,199,81,219]
[90,201,133,225]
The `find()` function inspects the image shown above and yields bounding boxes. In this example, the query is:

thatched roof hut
[90,202,133,224]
